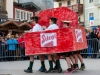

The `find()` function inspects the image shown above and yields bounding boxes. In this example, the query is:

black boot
[58,68,62,73]
[46,68,55,73]
[24,67,33,73]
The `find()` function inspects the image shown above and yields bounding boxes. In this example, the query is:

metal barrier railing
[0,38,100,61]
[81,38,100,58]
[0,43,29,61]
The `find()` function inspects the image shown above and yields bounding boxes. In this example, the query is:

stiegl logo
[40,33,57,47]
[75,29,83,42]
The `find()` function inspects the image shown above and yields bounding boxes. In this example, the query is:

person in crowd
[0,39,7,61]
[89,27,99,39]
[7,35,18,61]
[0,36,2,61]
[18,34,25,57]
[85,30,92,58]
[89,27,99,58]
[34,55,38,60]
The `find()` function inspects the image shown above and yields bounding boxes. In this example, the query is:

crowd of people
[0,34,27,61]
[84,27,100,58]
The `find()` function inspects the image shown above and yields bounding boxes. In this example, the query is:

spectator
[0,39,7,61]
[85,30,92,58]
[18,34,25,59]
[89,27,98,39]
[0,37,2,61]
[7,36,18,61]
[34,55,38,60]
[89,27,99,58]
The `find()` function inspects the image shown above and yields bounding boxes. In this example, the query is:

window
[89,0,93,3]
[30,13,32,18]
[78,16,80,22]
[22,11,24,20]
[89,12,94,17]
[89,12,94,20]
[77,0,80,4]
[21,11,23,19]
[0,0,4,10]
[59,3,62,7]
[27,12,33,21]
[23,12,26,20]
[21,11,26,20]
[15,9,20,19]
[27,13,30,20]
[67,0,71,5]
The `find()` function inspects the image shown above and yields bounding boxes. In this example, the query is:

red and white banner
[24,26,87,55]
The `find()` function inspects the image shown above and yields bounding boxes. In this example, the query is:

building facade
[0,0,41,36]
[6,0,40,21]
[0,0,7,23]
[54,0,84,26]
[16,0,54,10]
[0,0,40,23]
[84,0,100,28]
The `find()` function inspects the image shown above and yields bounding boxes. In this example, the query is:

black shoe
[24,68,33,73]
[46,69,55,73]
[53,66,58,71]
[58,68,62,73]
[40,68,47,72]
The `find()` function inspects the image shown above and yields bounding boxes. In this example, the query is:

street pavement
[0,59,100,75]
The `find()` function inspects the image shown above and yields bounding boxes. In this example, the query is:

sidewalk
[0,59,100,75]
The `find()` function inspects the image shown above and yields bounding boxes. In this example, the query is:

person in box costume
[45,17,62,73]
[24,16,47,73]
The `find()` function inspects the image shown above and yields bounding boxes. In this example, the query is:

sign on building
[89,17,94,26]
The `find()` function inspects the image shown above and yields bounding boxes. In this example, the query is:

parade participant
[62,21,78,73]
[24,16,47,73]
[76,51,85,70]
[39,55,57,72]
[73,51,85,70]
[38,26,58,72]
[63,22,85,71]
[63,22,83,71]
[45,17,62,73]
[61,23,79,70]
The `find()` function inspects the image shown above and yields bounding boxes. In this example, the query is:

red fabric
[98,27,100,31]
[24,26,87,55]
[38,7,79,28]
[18,37,25,48]
[38,18,49,27]
[98,32,100,38]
